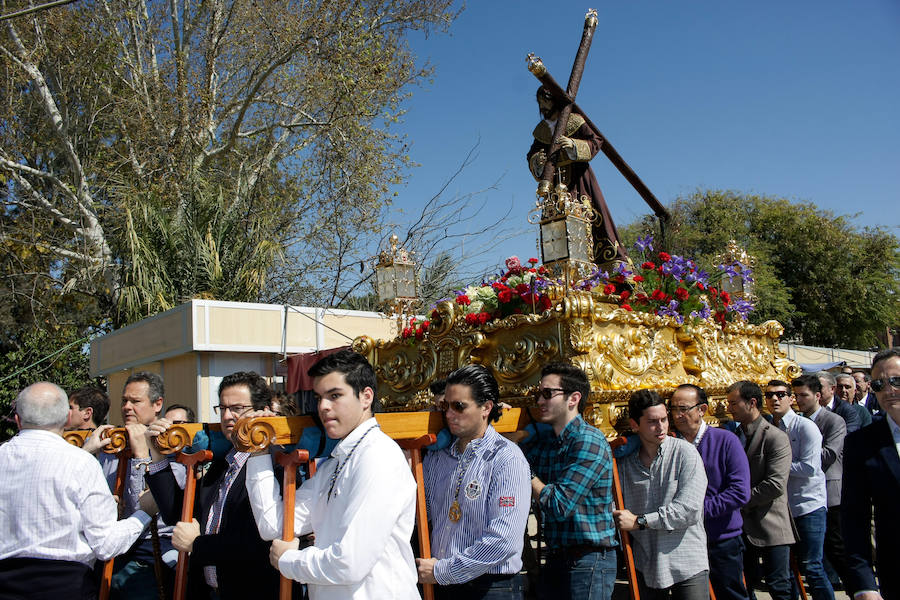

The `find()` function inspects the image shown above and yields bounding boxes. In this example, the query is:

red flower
[633,275,644,283]
[641,261,656,270]
[402,327,412,338]
[498,289,513,303]
[465,313,478,325]
[614,275,625,284]
[715,311,726,324]
[619,290,631,301]
[528,257,539,265]
[697,283,705,291]
[538,266,548,275]
[658,252,672,263]
[721,291,731,305]
[477,312,490,324]
[650,288,666,301]
[675,287,690,301]
[456,294,471,306]
[515,283,530,295]
[603,283,617,295]
[622,303,633,311]
[422,320,430,328]
[709,287,718,298]
[539,295,552,311]
[415,328,425,340]
[529,268,536,273]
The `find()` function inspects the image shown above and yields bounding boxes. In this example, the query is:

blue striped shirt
[522,415,617,549]
[423,424,531,585]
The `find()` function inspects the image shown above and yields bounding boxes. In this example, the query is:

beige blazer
[739,417,797,547]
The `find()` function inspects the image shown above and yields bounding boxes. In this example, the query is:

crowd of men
[1,347,898,600]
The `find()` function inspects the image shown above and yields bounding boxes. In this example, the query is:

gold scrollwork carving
[490,335,559,383]
[63,430,88,447]
[378,347,437,393]
[156,425,195,455]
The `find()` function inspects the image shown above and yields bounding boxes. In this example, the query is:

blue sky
[386,1,900,274]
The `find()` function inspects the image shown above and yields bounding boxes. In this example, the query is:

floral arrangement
[581,235,755,325]
[399,239,755,342]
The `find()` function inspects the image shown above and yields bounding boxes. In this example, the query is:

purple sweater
[696,426,751,543]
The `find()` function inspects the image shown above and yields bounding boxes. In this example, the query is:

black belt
[548,543,616,561]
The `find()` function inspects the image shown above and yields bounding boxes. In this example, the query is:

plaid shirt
[522,415,617,549]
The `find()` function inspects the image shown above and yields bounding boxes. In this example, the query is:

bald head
[16,382,69,431]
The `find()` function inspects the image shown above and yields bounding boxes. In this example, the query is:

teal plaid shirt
[522,415,617,549]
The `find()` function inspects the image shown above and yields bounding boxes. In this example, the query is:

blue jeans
[539,547,617,600]
[744,541,792,600]
[436,573,525,600]
[636,569,710,600]
[793,508,834,600]
[708,535,750,600]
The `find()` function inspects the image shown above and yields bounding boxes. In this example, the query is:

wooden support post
[98,448,131,600]
[274,449,311,600]
[173,450,213,600]
[609,437,640,600]
[397,434,438,600]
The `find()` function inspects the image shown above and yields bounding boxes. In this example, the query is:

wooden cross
[527,9,670,233]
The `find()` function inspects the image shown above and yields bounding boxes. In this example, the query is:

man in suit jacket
[842,349,900,600]
[145,371,280,599]
[853,372,880,415]
[793,374,850,590]
[727,380,796,600]
[817,371,861,433]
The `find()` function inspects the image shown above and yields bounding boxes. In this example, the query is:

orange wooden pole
[274,449,310,600]
[398,434,437,600]
[173,450,213,600]
[610,437,640,600]
[98,449,131,600]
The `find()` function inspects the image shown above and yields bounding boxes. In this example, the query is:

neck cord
[327,422,379,502]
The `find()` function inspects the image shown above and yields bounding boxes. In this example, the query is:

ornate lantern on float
[375,234,419,331]
[531,184,597,287]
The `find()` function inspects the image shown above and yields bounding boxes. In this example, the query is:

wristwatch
[636,514,647,530]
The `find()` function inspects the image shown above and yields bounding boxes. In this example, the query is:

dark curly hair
[446,364,502,422]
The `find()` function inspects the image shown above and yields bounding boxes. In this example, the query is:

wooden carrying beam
[98,448,131,600]
[173,450,213,600]
[397,434,438,600]
[609,437,640,600]
[273,449,310,600]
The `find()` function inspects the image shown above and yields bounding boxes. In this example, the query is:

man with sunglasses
[144,371,280,599]
[520,363,617,600]
[841,348,900,600]
[669,384,751,600]
[765,380,833,600]
[420,364,531,599]
[791,374,850,592]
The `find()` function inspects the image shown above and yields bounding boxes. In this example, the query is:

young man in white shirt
[245,349,419,600]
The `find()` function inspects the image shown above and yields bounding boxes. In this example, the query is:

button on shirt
[0,429,151,566]
[246,418,419,600]
[522,415,617,549]
[618,436,708,589]
[424,424,531,585]
[776,410,826,518]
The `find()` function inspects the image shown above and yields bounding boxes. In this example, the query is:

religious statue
[527,85,626,265]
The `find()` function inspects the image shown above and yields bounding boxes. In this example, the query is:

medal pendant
[448,501,461,522]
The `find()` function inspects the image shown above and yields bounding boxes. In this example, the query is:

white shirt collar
[332,417,379,460]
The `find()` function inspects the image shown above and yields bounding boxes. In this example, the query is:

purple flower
[689,301,712,321]
[727,298,754,320]
[658,299,685,324]
[684,268,710,287]
[717,263,740,282]
[613,262,633,278]
[634,234,654,253]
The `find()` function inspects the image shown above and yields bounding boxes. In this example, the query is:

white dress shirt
[776,410,827,518]
[888,413,900,461]
[0,429,151,566]
[245,418,419,600]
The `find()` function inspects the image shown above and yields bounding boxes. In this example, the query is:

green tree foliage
[621,190,900,349]
[1,0,456,330]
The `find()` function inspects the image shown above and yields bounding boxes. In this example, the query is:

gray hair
[124,371,165,403]
[835,373,855,384]
[816,371,836,387]
[16,382,69,429]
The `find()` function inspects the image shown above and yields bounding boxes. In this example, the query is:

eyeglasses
[870,376,900,392]
[764,391,790,399]
[213,404,253,417]
[535,388,567,400]
[668,403,703,415]
[169,420,188,425]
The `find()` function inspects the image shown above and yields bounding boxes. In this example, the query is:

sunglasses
[535,387,567,400]
[438,400,470,413]
[870,376,900,392]
[764,391,790,399]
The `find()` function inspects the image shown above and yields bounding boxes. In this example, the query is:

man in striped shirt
[420,365,531,599]
[521,362,617,600]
